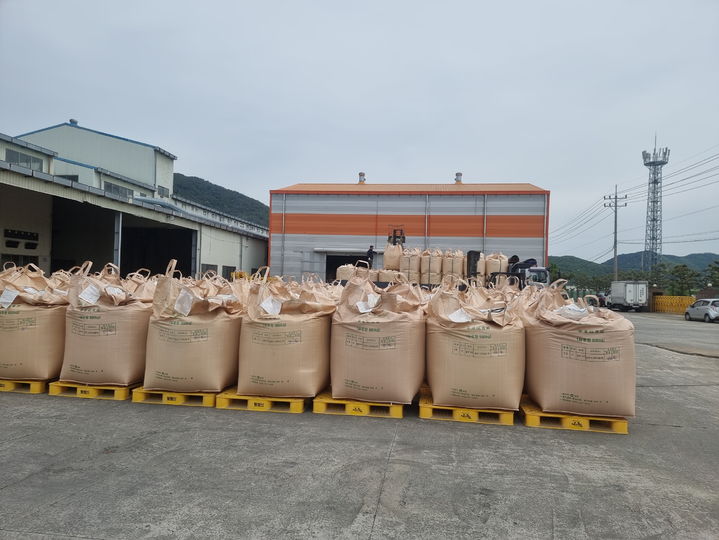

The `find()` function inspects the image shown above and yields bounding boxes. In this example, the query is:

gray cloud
[1,0,717,259]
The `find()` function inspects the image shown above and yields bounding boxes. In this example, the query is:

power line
[552,210,613,245]
[620,237,719,245]
[590,245,614,263]
[551,204,609,240]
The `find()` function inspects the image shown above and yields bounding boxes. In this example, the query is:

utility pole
[604,184,627,281]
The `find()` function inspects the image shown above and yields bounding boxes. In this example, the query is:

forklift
[466,251,551,289]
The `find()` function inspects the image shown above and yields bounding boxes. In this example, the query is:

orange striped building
[269,180,549,279]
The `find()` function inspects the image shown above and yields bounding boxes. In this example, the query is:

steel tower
[641,142,670,271]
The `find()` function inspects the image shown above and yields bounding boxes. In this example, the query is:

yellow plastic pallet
[216,387,305,414]
[0,379,50,394]
[418,388,515,426]
[49,381,139,400]
[520,396,628,435]
[131,386,216,407]
[313,391,403,418]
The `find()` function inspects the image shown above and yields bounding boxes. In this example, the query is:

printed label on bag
[561,344,620,362]
[250,375,291,386]
[344,379,383,392]
[559,392,610,406]
[173,288,194,316]
[105,286,125,298]
[345,332,396,350]
[78,284,101,305]
[450,387,496,399]
[451,341,507,358]
[0,316,37,332]
[23,287,40,295]
[0,289,19,308]
[71,320,117,337]
[251,329,301,345]
[158,326,208,343]
[260,296,283,315]
[448,308,472,323]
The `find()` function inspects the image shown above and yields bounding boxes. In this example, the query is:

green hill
[173,172,269,227]
[600,251,718,272]
[549,251,718,277]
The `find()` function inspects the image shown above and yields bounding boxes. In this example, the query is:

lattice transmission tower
[641,140,670,271]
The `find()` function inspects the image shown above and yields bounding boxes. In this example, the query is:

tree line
[549,260,719,296]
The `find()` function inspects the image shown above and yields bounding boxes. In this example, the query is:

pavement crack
[637,384,719,387]
[368,425,398,540]
[636,342,719,359]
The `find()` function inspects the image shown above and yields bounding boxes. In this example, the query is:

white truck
[608,280,649,311]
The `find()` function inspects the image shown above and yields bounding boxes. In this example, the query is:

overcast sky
[1,0,717,260]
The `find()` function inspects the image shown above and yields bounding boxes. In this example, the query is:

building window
[104,181,133,199]
[5,149,43,171]
[1,253,39,267]
[201,264,218,275]
[157,186,170,198]
[56,174,79,182]
[222,265,236,279]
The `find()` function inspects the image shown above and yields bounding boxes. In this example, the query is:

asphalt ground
[0,313,717,539]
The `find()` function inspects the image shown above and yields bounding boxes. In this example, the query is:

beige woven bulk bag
[525,284,636,417]
[426,279,525,410]
[331,273,425,404]
[383,243,402,270]
[236,275,335,397]
[60,263,152,386]
[143,260,242,392]
[0,263,68,380]
[336,264,355,281]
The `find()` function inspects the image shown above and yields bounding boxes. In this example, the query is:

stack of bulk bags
[441,250,465,278]
[0,263,68,380]
[485,252,509,275]
[400,248,421,284]
[420,249,443,285]
[123,268,157,303]
[143,260,242,393]
[426,278,525,410]
[383,243,402,271]
[331,272,425,404]
[453,250,465,277]
[475,252,487,285]
[60,263,152,386]
[525,281,636,417]
[378,269,401,282]
[236,274,336,397]
[335,264,355,281]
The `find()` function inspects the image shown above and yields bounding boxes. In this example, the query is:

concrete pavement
[0,314,717,539]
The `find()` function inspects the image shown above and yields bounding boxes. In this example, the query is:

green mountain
[601,251,718,272]
[549,251,719,277]
[173,172,269,227]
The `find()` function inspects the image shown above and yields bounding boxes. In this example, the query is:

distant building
[270,177,549,280]
[0,121,267,276]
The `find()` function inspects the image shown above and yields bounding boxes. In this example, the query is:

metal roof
[16,123,177,160]
[0,132,58,156]
[272,182,548,195]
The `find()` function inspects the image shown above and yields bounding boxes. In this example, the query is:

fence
[653,295,695,314]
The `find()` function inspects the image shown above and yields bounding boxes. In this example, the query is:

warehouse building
[1,121,267,276]
[269,174,549,280]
